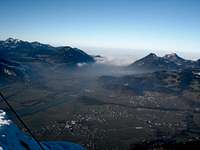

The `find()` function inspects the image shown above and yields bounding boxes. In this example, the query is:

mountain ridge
[0,38,95,65]
[129,52,199,71]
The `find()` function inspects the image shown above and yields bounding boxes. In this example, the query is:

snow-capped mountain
[163,53,197,67]
[163,53,186,63]
[128,53,177,71]
[0,38,96,86]
[129,53,199,71]
[0,109,86,150]
[0,38,95,65]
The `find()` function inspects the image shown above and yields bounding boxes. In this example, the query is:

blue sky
[1,0,200,60]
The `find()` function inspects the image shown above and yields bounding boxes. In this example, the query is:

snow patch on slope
[0,110,86,150]
[0,111,11,127]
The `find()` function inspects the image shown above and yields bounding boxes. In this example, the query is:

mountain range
[0,38,96,84]
[129,53,200,71]
[0,38,95,65]
[1,38,200,84]
[1,38,200,150]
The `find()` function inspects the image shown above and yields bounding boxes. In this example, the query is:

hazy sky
[1,0,200,61]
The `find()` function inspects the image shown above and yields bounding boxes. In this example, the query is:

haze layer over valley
[1,38,200,150]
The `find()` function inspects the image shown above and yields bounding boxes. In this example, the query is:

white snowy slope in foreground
[0,110,86,150]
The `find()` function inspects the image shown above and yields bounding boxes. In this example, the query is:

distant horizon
[1,35,200,61]
[1,37,200,66]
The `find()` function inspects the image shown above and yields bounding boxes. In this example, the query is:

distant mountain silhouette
[129,53,199,71]
[163,53,185,63]
[0,38,96,84]
[0,38,95,65]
